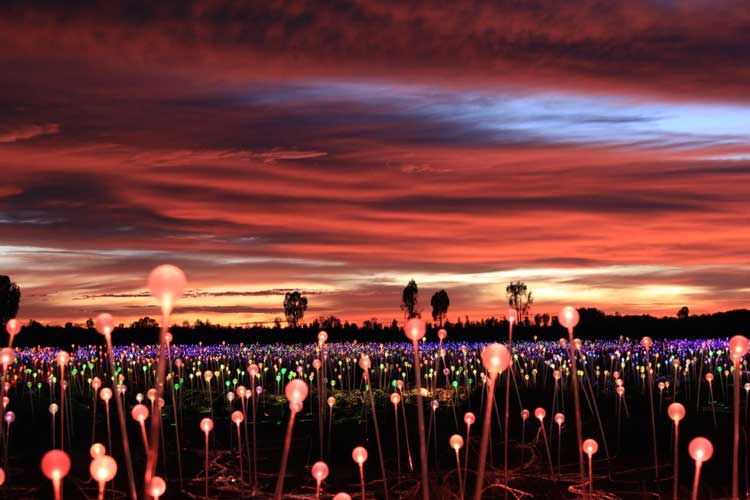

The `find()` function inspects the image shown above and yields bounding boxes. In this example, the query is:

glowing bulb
[147,476,167,499]
[0,348,14,367]
[554,413,564,426]
[41,449,71,480]
[640,337,653,351]
[312,461,329,481]
[94,313,115,336]
[90,443,106,458]
[327,396,336,408]
[333,494,352,500]
[431,400,439,410]
[285,379,309,407]
[404,318,426,342]
[559,306,580,329]
[520,409,530,420]
[705,373,714,382]
[131,404,149,423]
[667,402,686,423]
[437,329,447,340]
[583,438,598,456]
[688,437,714,463]
[89,455,117,483]
[464,412,475,426]
[100,388,112,401]
[231,410,244,425]
[56,350,69,366]
[313,359,321,370]
[729,335,749,361]
[506,309,518,325]
[318,331,328,344]
[203,370,213,381]
[148,264,187,313]
[449,434,464,450]
[352,446,368,465]
[534,407,546,421]
[200,417,214,434]
[49,403,59,415]
[248,364,259,377]
[358,355,371,371]
[481,343,510,374]
[5,319,20,336]
[390,393,401,405]
[0,467,5,486]
[4,411,14,424]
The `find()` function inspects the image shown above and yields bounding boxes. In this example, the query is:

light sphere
[534,407,546,420]
[327,396,336,407]
[90,455,117,483]
[358,354,371,371]
[352,446,368,464]
[559,306,580,329]
[131,404,149,423]
[404,318,426,342]
[56,350,70,366]
[688,437,714,463]
[481,343,510,374]
[5,319,20,336]
[148,264,187,311]
[313,359,321,370]
[333,494,352,500]
[431,400,439,410]
[200,417,214,434]
[437,329,447,340]
[667,402,686,422]
[0,467,4,486]
[4,411,14,424]
[705,373,714,382]
[390,393,401,405]
[312,461,329,481]
[583,438,599,456]
[248,364,259,377]
[506,309,518,324]
[203,370,213,381]
[41,449,71,480]
[464,412,476,426]
[317,331,328,344]
[554,413,565,425]
[231,410,244,425]
[90,443,106,458]
[0,348,14,367]
[640,337,653,350]
[94,313,115,336]
[49,403,59,415]
[147,476,167,498]
[285,379,309,405]
[449,434,464,450]
[520,409,530,420]
[729,335,749,361]
[100,388,112,401]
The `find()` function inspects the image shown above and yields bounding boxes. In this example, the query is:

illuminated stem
[204,431,210,500]
[504,323,513,499]
[690,462,702,500]
[645,350,659,478]
[394,403,401,481]
[274,408,298,500]
[358,463,365,500]
[106,335,137,500]
[364,372,390,499]
[473,373,496,500]
[455,449,464,500]
[733,362,741,499]
[567,328,585,487]
[673,422,679,500]
[236,423,243,482]
[144,316,169,497]
[411,339,430,500]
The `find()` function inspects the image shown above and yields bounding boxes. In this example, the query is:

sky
[1,1,749,326]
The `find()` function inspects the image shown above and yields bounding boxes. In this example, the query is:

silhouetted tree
[131,317,159,329]
[533,313,543,327]
[85,318,95,329]
[506,281,533,323]
[678,306,690,319]
[401,279,420,319]
[0,275,20,326]
[283,291,308,327]
[430,289,450,326]
[542,312,551,327]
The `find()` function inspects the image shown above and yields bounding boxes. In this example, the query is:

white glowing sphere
[89,455,117,483]
[668,403,686,422]
[450,434,464,450]
[90,443,106,458]
[148,264,187,306]
[94,313,115,336]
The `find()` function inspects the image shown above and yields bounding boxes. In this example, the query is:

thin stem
[473,374,496,500]
[274,409,297,500]
[412,339,430,500]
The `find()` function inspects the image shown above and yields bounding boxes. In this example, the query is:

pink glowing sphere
[554,413,565,426]
[56,350,70,366]
[231,410,244,425]
[248,364,259,377]
[313,359,322,370]
[41,450,71,480]
[358,355,371,370]
[333,494,352,500]
[437,329,447,340]
[285,379,309,406]
[0,467,5,486]
[92,377,102,390]
[49,403,59,415]
[481,343,511,374]
[3,411,14,424]
[131,404,149,423]
[668,402,686,422]
[0,348,14,367]
[553,369,561,380]
[705,373,714,382]
[688,437,714,463]
[431,400,439,410]
[450,434,464,450]
[317,331,328,344]
[640,337,653,350]
[5,319,20,336]
[147,388,157,402]
[559,306,580,329]
[203,370,213,381]
[464,412,476,426]
[582,438,599,456]
[100,388,112,402]
[148,264,187,303]
[90,455,117,483]
[200,417,214,434]
[390,393,401,405]
[352,446,368,465]
[506,309,518,325]
[312,461,329,481]
[745,383,750,392]
[404,318,426,342]
[613,371,620,379]
[147,476,167,499]
[729,335,749,361]
[90,443,106,458]
[521,409,530,420]
[94,313,115,336]
[236,386,246,398]
[616,386,625,396]
[658,381,665,391]
[327,396,336,407]
[534,407,546,421]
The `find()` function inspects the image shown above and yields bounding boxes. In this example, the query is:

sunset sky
[1,1,749,326]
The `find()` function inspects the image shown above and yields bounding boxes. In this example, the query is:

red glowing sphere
[41,450,71,481]
[449,434,464,450]
[688,437,714,463]
[285,379,308,405]
[312,461,329,481]
[481,343,510,375]
[200,417,214,434]
[582,438,599,456]
[404,318,426,342]
[352,446,368,464]
[559,306,580,329]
